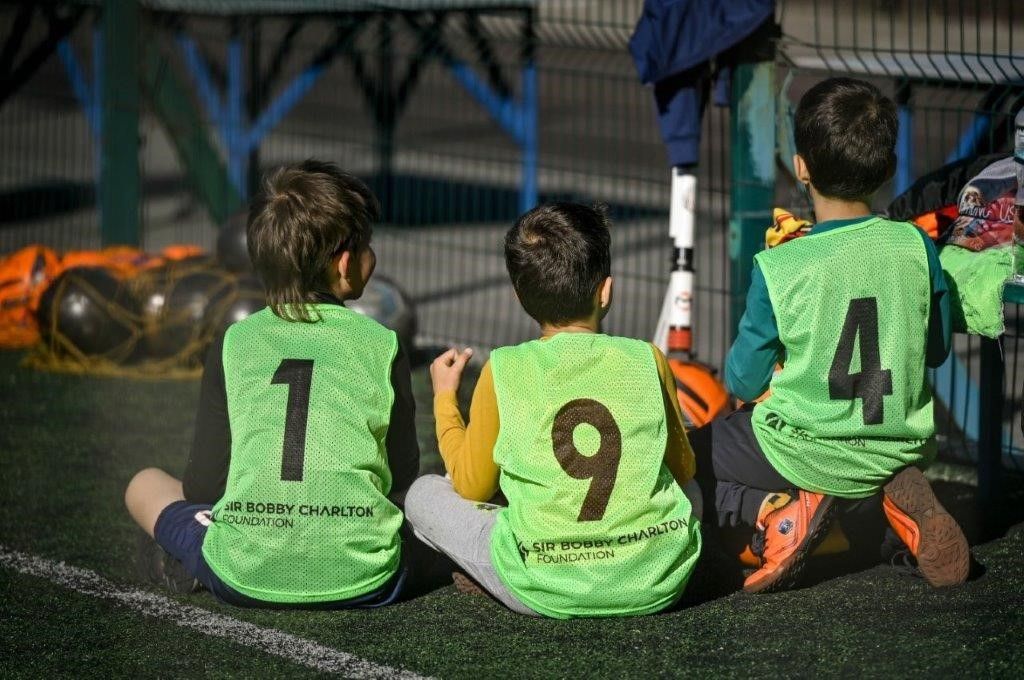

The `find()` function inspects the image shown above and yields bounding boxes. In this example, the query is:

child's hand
[430,347,473,395]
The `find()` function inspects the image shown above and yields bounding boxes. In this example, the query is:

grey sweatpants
[404,474,705,617]
[404,475,538,616]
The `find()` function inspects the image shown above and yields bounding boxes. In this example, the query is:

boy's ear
[336,250,351,281]
[598,276,613,311]
[793,154,811,185]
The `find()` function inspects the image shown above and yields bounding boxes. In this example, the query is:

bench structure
[2,0,538,237]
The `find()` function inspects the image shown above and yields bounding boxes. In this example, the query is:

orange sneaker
[743,491,836,594]
[882,466,969,587]
[738,519,850,568]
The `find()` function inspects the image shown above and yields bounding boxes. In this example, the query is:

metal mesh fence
[0,1,1021,469]
[242,7,732,359]
[0,68,99,249]
[774,0,1023,471]
[0,2,734,368]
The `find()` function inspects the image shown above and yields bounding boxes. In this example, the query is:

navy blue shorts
[153,500,406,609]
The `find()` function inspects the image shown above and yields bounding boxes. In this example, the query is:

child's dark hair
[504,202,612,325]
[247,160,379,322]
[794,77,897,201]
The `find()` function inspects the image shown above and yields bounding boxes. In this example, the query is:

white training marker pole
[654,168,696,355]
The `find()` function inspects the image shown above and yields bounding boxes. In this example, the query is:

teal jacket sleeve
[725,263,782,401]
[725,226,947,399]
[918,228,951,368]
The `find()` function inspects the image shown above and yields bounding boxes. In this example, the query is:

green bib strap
[489,334,701,618]
[202,305,403,603]
[752,218,936,498]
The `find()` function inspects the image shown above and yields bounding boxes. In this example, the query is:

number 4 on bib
[828,297,892,425]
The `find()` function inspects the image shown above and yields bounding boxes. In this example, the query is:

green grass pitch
[1,349,1023,678]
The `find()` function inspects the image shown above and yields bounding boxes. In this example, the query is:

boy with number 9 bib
[125,161,421,608]
[405,203,702,618]
[691,78,970,593]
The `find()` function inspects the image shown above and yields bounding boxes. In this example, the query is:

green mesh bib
[202,305,403,603]
[489,334,701,618]
[752,217,936,498]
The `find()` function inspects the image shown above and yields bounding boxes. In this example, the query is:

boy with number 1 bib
[691,78,970,593]
[405,202,702,618]
[125,161,423,608]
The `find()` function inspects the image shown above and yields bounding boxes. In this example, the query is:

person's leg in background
[836,494,888,566]
[125,468,205,593]
[125,467,185,537]
[396,521,456,599]
[688,405,839,592]
[689,405,795,530]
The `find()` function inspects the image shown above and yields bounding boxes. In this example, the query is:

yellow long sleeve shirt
[434,342,696,502]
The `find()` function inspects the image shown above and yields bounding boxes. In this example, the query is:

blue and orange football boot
[743,491,837,593]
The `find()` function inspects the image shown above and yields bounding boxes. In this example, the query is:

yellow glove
[766,208,813,249]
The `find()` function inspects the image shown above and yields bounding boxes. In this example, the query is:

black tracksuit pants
[689,405,886,551]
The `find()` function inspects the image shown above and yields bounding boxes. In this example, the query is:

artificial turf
[1,349,1023,678]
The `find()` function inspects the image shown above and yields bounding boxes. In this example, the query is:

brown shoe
[882,467,969,587]
[451,571,487,596]
[743,491,836,594]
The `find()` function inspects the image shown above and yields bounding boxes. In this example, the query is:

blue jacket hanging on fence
[629,0,775,167]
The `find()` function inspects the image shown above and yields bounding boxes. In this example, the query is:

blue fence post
[226,39,246,198]
[895,84,913,196]
[91,28,103,217]
[56,31,104,223]
[56,39,100,138]
[443,9,538,215]
[519,61,538,214]
[944,112,992,165]
[91,28,102,143]
[519,10,537,214]
[177,30,336,206]
[445,61,536,212]
[176,34,226,139]
[245,65,324,151]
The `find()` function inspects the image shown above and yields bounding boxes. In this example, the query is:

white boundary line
[0,545,431,680]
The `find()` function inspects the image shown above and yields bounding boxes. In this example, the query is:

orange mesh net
[0,245,61,348]
[16,250,263,379]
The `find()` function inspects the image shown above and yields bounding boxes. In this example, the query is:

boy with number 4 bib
[691,78,970,593]
[125,161,423,608]
[405,203,703,618]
